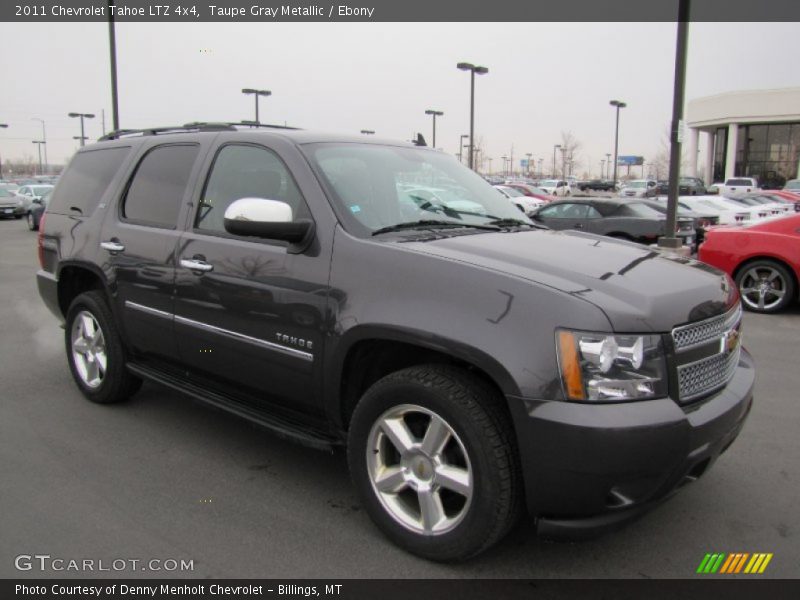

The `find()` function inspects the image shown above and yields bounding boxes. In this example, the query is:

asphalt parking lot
[1,218,798,579]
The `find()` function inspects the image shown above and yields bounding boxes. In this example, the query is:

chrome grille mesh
[672,305,742,403]
[677,345,741,401]
[672,305,741,350]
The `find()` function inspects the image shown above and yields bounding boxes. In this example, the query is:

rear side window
[122,144,200,228]
[46,147,130,216]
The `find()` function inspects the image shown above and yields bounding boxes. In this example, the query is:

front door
[173,142,329,413]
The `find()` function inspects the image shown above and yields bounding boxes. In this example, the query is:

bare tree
[560,131,582,178]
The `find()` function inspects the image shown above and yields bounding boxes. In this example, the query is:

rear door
[100,141,207,363]
[173,141,329,414]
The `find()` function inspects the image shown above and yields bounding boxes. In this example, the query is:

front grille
[672,305,741,350]
[672,305,742,403]
[677,345,741,401]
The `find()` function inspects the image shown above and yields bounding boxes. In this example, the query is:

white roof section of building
[687,87,800,129]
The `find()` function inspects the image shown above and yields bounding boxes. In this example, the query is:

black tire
[65,290,142,403]
[27,212,37,231]
[347,365,522,561]
[735,259,795,314]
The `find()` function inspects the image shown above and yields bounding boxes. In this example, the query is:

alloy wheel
[739,266,787,311]
[366,404,473,536]
[70,310,108,389]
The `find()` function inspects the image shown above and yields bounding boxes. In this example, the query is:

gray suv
[36,123,754,561]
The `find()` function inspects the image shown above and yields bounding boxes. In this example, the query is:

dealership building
[685,87,800,186]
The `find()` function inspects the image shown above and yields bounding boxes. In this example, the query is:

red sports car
[699,213,800,313]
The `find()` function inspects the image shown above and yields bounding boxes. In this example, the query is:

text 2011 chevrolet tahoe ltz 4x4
[37,124,754,561]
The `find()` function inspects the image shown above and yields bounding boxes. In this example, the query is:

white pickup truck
[713,177,759,196]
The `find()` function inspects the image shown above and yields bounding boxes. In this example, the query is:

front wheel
[735,260,795,313]
[65,291,142,403]
[347,365,522,561]
[26,212,37,231]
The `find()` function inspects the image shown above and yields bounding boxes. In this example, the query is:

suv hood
[403,229,736,332]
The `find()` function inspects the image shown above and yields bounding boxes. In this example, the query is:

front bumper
[507,348,755,538]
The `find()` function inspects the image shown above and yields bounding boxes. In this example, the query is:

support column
[724,123,738,180]
[703,131,714,185]
[687,127,699,177]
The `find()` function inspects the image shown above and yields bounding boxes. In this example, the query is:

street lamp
[560,146,568,180]
[0,123,7,179]
[424,109,443,149]
[360,129,375,135]
[32,141,45,175]
[241,88,271,124]
[605,153,612,180]
[68,112,95,147]
[552,144,561,178]
[456,62,489,170]
[525,152,532,177]
[458,134,469,163]
[609,99,627,186]
[31,118,47,174]
[501,155,508,177]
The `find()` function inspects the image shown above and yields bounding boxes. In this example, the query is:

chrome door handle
[100,241,125,253]
[180,258,214,273]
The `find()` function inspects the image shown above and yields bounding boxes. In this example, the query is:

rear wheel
[26,212,37,231]
[735,260,795,313]
[347,365,521,561]
[65,291,142,403]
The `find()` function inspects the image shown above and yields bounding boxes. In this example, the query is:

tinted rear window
[122,144,200,228]
[47,147,130,215]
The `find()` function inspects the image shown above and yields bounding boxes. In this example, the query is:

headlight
[556,329,667,402]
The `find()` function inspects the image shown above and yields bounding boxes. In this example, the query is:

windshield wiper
[372,220,500,236]
[487,218,547,230]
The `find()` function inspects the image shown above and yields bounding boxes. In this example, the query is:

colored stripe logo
[697,553,773,574]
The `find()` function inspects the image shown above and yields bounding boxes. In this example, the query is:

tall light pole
[601,159,606,178]
[31,118,47,174]
[32,141,45,175]
[501,155,508,177]
[605,153,612,179]
[456,62,489,170]
[0,123,7,179]
[659,0,691,250]
[525,152,532,178]
[537,158,543,178]
[552,144,561,178]
[560,146,568,180]
[610,99,627,186]
[241,88,271,124]
[68,113,95,147]
[424,109,443,149]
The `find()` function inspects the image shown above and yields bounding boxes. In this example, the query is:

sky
[2,21,799,177]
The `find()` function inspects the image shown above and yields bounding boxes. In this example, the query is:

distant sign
[617,155,644,166]
[520,159,529,167]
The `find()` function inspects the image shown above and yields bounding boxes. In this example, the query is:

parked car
[655,180,670,195]
[14,184,54,213]
[782,179,800,197]
[720,194,787,218]
[37,123,753,561]
[578,179,616,192]
[27,188,51,230]
[678,177,707,196]
[537,179,571,196]
[618,179,658,199]
[717,177,758,196]
[642,199,719,249]
[0,184,24,219]
[493,185,544,215]
[672,196,752,225]
[501,182,554,202]
[699,213,800,313]
[530,198,695,246]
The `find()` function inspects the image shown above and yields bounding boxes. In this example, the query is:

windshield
[30,185,53,195]
[539,180,557,187]
[305,143,532,235]
[627,181,647,188]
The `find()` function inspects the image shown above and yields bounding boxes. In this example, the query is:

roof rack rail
[98,121,301,141]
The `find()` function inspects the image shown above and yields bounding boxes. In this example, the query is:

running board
[126,362,339,452]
